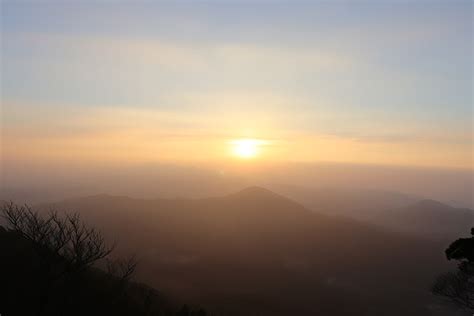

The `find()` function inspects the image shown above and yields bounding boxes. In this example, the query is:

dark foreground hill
[0,211,207,316]
[37,187,464,315]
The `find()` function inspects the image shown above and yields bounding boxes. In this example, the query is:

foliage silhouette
[432,227,474,310]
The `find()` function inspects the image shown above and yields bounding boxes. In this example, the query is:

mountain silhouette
[271,186,473,240]
[34,187,459,316]
[372,199,474,239]
[269,185,421,216]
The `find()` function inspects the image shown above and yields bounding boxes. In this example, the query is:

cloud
[7,31,355,75]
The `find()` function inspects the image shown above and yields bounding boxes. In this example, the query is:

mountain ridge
[28,186,455,315]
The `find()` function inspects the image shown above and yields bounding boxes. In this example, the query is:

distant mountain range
[269,185,474,240]
[30,186,464,316]
[370,199,474,239]
[3,182,472,242]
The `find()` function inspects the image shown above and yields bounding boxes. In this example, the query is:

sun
[230,139,267,159]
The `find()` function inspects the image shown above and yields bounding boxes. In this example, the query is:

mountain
[370,200,474,239]
[37,187,462,316]
[269,185,421,218]
[270,185,473,240]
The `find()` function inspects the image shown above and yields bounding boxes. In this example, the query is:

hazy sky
[1,1,472,169]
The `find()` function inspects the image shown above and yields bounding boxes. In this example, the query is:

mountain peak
[225,186,309,212]
[228,186,283,199]
[416,199,451,210]
[236,186,274,195]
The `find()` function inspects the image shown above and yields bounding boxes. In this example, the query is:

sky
[1,0,473,169]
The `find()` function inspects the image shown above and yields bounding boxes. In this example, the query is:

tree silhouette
[432,228,474,310]
[1,202,120,315]
[107,254,139,281]
[2,202,114,268]
[1,202,208,315]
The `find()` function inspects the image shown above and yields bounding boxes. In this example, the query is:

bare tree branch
[1,202,114,270]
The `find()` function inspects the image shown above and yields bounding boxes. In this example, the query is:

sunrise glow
[230,139,268,159]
